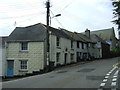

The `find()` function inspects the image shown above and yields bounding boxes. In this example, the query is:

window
[56,37,60,47]
[88,43,91,47]
[71,41,73,48]
[92,43,94,48]
[21,42,28,51]
[82,42,84,49]
[77,41,79,48]
[20,60,28,71]
[87,43,89,48]
[56,53,60,62]
[71,54,74,61]
[84,43,86,49]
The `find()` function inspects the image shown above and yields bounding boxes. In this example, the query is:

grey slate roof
[45,26,75,41]
[90,27,115,41]
[90,34,107,44]
[7,23,75,42]
[60,28,85,42]
[7,23,47,42]
[77,33,95,43]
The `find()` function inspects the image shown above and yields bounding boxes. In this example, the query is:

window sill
[19,70,28,72]
[19,50,28,53]
[57,47,61,49]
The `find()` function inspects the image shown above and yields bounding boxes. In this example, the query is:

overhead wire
[0,11,45,20]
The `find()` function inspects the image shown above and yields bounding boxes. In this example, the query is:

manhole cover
[57,70,68,73]
[77,68,95,72]
[86,76,104,80]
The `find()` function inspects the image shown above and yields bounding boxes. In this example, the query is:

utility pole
[46,0,50,70]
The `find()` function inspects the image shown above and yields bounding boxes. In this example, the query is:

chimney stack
[85,28,90,38]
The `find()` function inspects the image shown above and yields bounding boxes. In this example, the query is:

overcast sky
[0,0,118,38]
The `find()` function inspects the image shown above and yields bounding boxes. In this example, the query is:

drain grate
[77,68,95,72]
[57,70,68,73]
[86,76,104,80]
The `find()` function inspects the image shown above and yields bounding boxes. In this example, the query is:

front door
[64,53,67,65]
[7,60,14,77]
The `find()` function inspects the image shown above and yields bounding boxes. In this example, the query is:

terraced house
[3,23,111,77]
[5,23,76,76]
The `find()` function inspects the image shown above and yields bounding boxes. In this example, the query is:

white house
[48,26,76,66]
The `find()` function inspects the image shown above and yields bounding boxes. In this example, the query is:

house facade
[5,24,47,76]
[0,37,7,76]
[49,27,76,66]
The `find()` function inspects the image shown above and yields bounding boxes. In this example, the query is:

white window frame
[20,42,28,51]
[19,60,28,71]
[56,53,60,62]
[71,53,74,61]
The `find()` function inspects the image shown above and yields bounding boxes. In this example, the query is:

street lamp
[50,14,61,26]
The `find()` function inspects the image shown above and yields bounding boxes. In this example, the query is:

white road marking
[113,76,117,78]
[112,78,117,82]
[106,73,110,76]
[103,79,107,82]
[111,82,117,86]
[105,76,109,79]
[100,83,106,87]
[108,72,112,74]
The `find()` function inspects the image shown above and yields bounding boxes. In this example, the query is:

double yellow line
[113,62,120,68]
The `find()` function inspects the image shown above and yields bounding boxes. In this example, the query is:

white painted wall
[49,34,76,66]
[6,42,45,76]
[0,37,2,76]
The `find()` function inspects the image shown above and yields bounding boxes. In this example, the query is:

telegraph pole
[46,0,50,69]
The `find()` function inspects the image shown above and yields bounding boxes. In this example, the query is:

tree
[112,0,120,29]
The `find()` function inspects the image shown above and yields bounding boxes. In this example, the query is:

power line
[59,0,76,13]
[0,11,45,20]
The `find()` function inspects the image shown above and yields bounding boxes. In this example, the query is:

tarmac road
[2,57,119,89]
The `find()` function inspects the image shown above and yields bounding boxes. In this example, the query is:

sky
[0,0,119,38]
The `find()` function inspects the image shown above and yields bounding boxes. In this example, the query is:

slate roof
[7,23,75,42]
[44,26,75,41]
[90,34,107,44]
[77,33,95,43]
[7,23,47,42]
[60,28,85,42]
[90,27,115,41]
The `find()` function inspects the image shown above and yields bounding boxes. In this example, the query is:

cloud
[0,0,118,38]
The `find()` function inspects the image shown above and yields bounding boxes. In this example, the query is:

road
[2,57,120,89]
